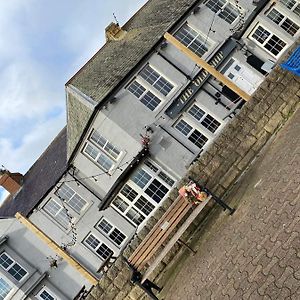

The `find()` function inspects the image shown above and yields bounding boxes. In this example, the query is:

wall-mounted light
[192,6,201,14]
[160,41,168,50]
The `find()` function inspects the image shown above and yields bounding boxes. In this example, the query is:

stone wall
[86,44,300,300]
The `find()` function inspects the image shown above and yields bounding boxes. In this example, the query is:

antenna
[113,13,120,26]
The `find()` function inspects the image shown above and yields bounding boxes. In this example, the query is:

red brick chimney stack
[0,169,23,196]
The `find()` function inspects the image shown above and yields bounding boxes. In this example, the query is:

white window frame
[43,198,70,229]
[96,218,127,247]
[205,0,241,24]
[174,23,212,57]
[174,118,209,150]
[127,79,163,111]
[111,161,175,228]
[83,233,114,261]
[249,23,288,57]
[0,252,28,282]
[138,64,174,96]
[0,276,13,300]
[267,7,300,36]
[36,287,59,300]
[83,130,122,173]
[187,103,222,134]
[279,0,300,17]
[55,184,88,214]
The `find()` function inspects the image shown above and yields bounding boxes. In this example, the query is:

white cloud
[0,0,148,175]
[0,112,65,173]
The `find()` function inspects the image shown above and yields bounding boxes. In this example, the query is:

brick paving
[164,107,300,300]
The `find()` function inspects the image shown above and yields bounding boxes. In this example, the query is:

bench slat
[129,195,185,264]
[141,195,211,283]
[131,198,191,268]
[137,203,192,271]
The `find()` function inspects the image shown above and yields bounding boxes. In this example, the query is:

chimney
[105,22,127,41]
[0,169,23,196]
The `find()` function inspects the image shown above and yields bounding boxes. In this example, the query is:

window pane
[144,160,159,173]
[175,24,209,57]
[109,228,126,246]
[120,185,138,201]
[84,143,99,160]
[98,219,113,234]
[126,208,145,225]
[96,243,114,260]
[158,171,175,186]
[281,18,299,36]
[85,234,100,249]
[201,114,221,133]
[131,169,152,188]
[206,0,226,13]
[56,184,87,214]
[280,0,296,10]
[128,81,146,98]
[218,3,239,24]
[39,290,55,300]
[0,253,13,270]
[139,65,160,86]
[145,179,169,203]
[91,131,107,148]
[139,65,174,96]
[252,26,270,44]
[140,91,161,111]
[97,153,113,171]
[56,184,74,201]
[104,142,120,159]
[188,130,208,149]
[68,194,87,214]
[267,8,284,24]
[294,4,300,16]
[135,196,155,215]
[188,104,205,121]
[112,196,129,212]
[175,120,193,136]
[8,263,27,281]
[265,35,286,55]
[90,131,121,159]
[0,278,12,300]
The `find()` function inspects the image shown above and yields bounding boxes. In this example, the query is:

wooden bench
[127,181,235,290]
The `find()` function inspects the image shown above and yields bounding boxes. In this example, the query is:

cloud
[0,112,65,173]
[0,0,147,175]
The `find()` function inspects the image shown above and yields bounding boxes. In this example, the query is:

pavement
[163,107,300,300]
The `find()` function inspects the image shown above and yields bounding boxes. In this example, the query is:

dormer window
[83,130,122,172]
[56,184,87,214]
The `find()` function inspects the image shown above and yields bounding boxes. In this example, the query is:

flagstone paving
[164,107,300,300]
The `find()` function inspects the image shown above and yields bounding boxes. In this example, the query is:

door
[224,59,264,94]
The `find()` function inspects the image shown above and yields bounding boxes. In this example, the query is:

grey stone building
[0,0,299,299]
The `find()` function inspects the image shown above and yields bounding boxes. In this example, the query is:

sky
[0,0,147,203]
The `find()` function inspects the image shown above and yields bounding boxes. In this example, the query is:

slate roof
[0,127,67,218]
[66,0,198,159]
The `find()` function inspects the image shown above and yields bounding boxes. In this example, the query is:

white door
[224,59,264,94]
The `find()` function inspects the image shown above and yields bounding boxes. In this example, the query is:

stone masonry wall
[86,43,300,300]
